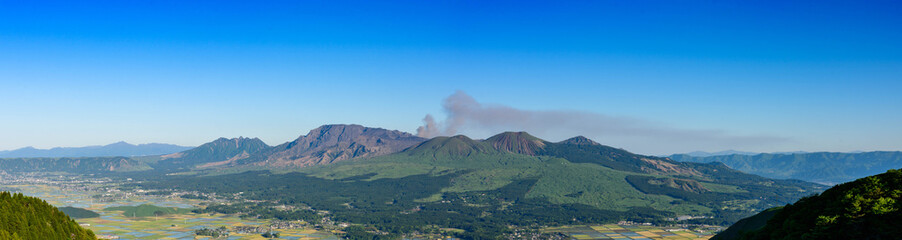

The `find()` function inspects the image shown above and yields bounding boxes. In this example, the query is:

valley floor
[7,183,337,240]
[546,225,714,240]
[3,173,719,240]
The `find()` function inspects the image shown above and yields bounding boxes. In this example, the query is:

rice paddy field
[9,184,338,240]
[546,224,714,240]
[9,183,716,240]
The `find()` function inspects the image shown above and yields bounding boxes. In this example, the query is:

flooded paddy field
[10,184,338,240]
[9,183,717,240]
[546,224,714,240]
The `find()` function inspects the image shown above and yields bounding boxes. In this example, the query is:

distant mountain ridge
[678,150,760,157]
[675,150,824,158]
[0,142,192,158]
[0,157,150,173]
[670,151,902,185]
[233,124,427,167]
[156,137,270,170]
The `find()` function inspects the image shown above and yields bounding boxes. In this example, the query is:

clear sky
[1,0,900,155]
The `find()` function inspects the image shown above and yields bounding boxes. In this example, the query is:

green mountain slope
[58,207,100,219]
[0,192,97,240]
[0,156,150,173]
[308,132,822,218]
[671,151,902,184]
[716,169,902,240]
[139,132,824,239]
[711,207,782,240]
[308,134,714,214]
[154,137,270,170]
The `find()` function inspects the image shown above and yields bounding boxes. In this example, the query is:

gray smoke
[415,115,441,138]
[416,91,787,154]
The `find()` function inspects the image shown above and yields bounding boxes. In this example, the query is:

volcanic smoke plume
[416,91,786,154]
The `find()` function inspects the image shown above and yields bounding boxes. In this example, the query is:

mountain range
[134,127,825,238]
[1,124,846,238]
[0,142,191,158]
[670,152,902,185]
[0,157,150,174]
[674,150,813,158]
[152,124,426,170]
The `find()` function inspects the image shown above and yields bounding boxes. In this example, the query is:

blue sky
[1,0,900,155]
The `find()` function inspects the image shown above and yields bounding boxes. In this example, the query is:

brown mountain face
[245,124,426,167]
[484,131,547,155]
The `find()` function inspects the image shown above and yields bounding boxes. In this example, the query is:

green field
[8,184,337,240]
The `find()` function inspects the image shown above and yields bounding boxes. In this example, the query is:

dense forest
[0,191,97,240]
[716,169,902,240]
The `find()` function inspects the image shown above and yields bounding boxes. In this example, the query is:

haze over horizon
[2,1,901,155]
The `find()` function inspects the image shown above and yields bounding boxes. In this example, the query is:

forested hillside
[0,192,97,240]
[716,169,902,240]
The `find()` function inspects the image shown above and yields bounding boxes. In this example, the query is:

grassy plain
[9,184,337,240]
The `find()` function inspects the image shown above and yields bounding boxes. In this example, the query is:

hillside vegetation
[140,132,824,239]
[104,204,193,217]
[0,192,97,240]
[716,169,902,240]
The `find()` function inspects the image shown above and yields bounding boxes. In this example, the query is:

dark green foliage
[104,204,193,217]
[540,142,651,172]
[342,225,395,240]
[261,231,281,238]
[195,226,229,237]
[723,169,902,240]
[0,191,97,240]
[0,156,149,173]
[671,151,902,184]
[179,193,208,200]
[57,207,100,219]
[712,207,782,240]
[193,202,321,222]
